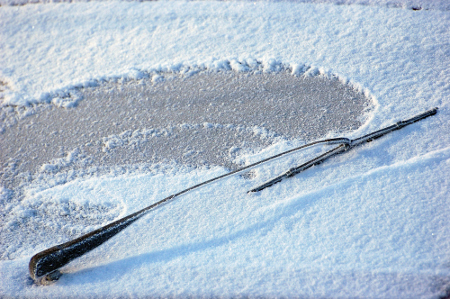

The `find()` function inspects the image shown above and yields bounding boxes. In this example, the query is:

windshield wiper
[29,107,438,284]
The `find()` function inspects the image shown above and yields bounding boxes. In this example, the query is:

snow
[0,0,446,110]
[1,0,450,298]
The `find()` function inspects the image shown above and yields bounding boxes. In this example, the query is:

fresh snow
[1,0,450,298]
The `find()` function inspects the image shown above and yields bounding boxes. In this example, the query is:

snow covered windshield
[1,0,449,298]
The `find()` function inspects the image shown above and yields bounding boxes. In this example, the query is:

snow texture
[1,0,450,298]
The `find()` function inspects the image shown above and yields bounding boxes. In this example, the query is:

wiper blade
[248,107,438,193]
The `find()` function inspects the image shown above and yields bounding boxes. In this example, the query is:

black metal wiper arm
[29,107,438,284]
